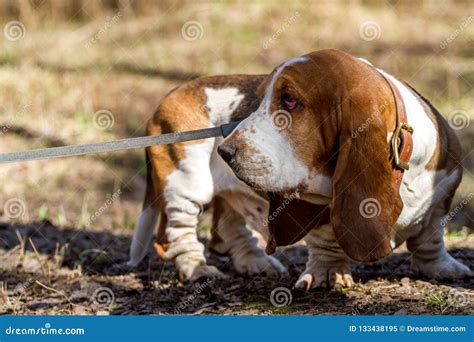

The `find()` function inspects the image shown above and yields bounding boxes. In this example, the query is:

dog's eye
[281,93,298,111]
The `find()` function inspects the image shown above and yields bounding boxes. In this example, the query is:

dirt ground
[0,219,472,315]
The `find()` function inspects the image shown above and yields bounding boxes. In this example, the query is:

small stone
[96,310,109,316]
[69,289,89,302]
[394,309,409,315]
[72,306,89,315]
[21,258,42,274]
[414,280,431,287]
[400,277,410,287]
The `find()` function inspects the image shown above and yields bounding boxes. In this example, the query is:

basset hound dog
[128,49,471,288]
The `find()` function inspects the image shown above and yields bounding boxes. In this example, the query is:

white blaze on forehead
[357,57,373,66]
[261,56,310,109]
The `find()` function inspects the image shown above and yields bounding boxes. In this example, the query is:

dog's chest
[211,141,269,229]
[391,168,460,245]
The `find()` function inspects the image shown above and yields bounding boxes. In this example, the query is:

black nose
[217,144,237,163]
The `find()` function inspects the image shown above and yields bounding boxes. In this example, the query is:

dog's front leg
[295,224,354,290]
[159,140,224,283]
[210,196,287,277]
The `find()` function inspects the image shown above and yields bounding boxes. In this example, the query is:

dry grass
[0,0,472,315]
[0,0,472,231]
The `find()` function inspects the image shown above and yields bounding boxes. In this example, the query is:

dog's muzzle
[217,143,238,164]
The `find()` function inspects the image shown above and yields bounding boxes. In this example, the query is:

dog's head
[218,49,403,262]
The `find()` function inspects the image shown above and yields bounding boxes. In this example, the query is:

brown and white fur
[128,75,286,282]
[129,49,471,287]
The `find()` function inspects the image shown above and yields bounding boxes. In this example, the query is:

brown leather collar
[381,74,414,186]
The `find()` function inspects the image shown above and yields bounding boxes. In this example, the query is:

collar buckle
[391,122,414,171]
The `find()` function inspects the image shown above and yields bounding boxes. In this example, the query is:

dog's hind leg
[408,203,471,279]
[408,168,471,279]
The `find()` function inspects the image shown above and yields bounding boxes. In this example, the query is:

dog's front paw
[176,252,225,283]
[411,253,471,279]
[295,259,354,290]
[187,264,226,283]
[233,252,288,277]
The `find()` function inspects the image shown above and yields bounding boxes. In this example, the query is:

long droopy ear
[331,90,403,262]
[265,193,330,254]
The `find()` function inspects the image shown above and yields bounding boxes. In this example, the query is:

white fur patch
[237,112,311,191]
[161,140,215,267]
[205,87,244,126]
[164,141,215,209]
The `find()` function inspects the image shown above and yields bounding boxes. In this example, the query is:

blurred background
[0,0,472,315]
[0,0,471,232]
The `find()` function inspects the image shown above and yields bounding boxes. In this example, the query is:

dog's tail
[127,149,160,267]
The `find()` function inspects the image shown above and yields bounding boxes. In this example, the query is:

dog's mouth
[227,160,268,190]
[218,143,284,192]
[227,160,301,194]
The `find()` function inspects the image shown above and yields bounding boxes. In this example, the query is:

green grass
[37,204,50,222]
[445,230,466,238]
[426,292,455,313]
[73,110,90,129]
